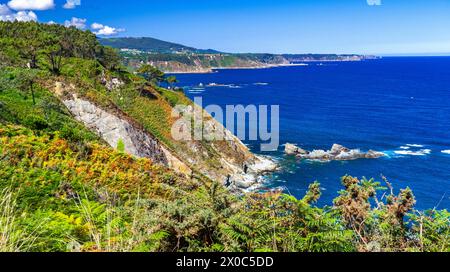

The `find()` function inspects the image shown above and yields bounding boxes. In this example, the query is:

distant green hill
[100,37,378,73]
[100,37,220,54]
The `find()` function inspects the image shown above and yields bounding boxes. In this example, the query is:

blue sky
[1,0,450,55]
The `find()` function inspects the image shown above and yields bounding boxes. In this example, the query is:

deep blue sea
[174,57,450,210]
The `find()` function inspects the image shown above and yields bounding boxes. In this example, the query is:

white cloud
[7,0,54,11]
[91,23,125,36]
[0,4,11,15]
[0,4,37,21]
[91,22,104,30]
[0,11,37,22]
[14,10,37,21]
[64,17,86,29]
[367,0,382,6]
[63,0,80,9]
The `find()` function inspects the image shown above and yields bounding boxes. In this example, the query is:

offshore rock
[285,143,385,162]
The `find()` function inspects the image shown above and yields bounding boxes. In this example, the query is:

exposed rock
[53,81,278,191]
[107,78,124,91]
[101,71,124,91]
[172,103,279,190]
[61,94,190,175]
[285,143,308,155]
[248,155,278,174]
[365,150,386,159]
[308,150,332,161]
[334,149,365,161]
[285,143,385,162]
[232,174,257,189]
[330,144,350,155]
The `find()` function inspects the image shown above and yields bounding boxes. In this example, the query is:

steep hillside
[0,21,274,190]
[0,22,448,253]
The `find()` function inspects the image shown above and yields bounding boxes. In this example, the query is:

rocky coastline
[285,143,386,162]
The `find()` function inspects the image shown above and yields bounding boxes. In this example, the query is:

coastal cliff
[102,37,377,73]
[123,52,377,73]
[1,21,448,253]
[50,78,276,191]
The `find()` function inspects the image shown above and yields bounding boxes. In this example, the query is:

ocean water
[174,57,450,210]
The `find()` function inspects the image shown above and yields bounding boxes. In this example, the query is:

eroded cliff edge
[51,81,276,191]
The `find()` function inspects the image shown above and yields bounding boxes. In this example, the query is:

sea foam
[407,144,425,148]
[394,149,432,156]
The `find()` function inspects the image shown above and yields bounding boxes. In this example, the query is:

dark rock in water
[284,143,385,162]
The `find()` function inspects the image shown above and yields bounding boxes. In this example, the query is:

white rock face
[62,95,190,174]
[55,82,278,191]
[64,98,137,155]
[249,156,278,173]
[285,143,299,155]
[100,71,124,91]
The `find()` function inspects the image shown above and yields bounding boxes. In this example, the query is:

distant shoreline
[166,59,377,74]
[168,63,307,74]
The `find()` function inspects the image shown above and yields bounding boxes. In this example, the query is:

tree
[137,64,165,86]
[43,35,63,75]
[165,75,178,90]
[0,21,102,75]
[97,46,121,70]
[17,69,39,105]
[17,23,44,69]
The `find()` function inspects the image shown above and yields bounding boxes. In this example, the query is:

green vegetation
[100,37,220,54]
[0,21,448,252]
[101,37,375,73]
[0,67,99,144]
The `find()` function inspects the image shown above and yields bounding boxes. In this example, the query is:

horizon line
[103,36,450,57]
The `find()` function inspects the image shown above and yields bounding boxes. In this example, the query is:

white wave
[206,83,242,88]
[407,144,425,148]
[399,146,411,150]
[253,82,269,86]
[442,150,450,155]
[394,149,432,156]
[206,83,226,87]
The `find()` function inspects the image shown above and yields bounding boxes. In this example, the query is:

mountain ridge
[100,37,221,54]
[101,37,378,73]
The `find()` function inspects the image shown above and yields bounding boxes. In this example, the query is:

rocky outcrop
[100,71,124,91]
[285,143,308,156]
[53,82,276,190]
[52,81,191,175]
[172,103,278,190]
[285,143,385,162]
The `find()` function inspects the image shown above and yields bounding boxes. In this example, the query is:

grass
[0,67,99,144]
[0,188,39,252]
